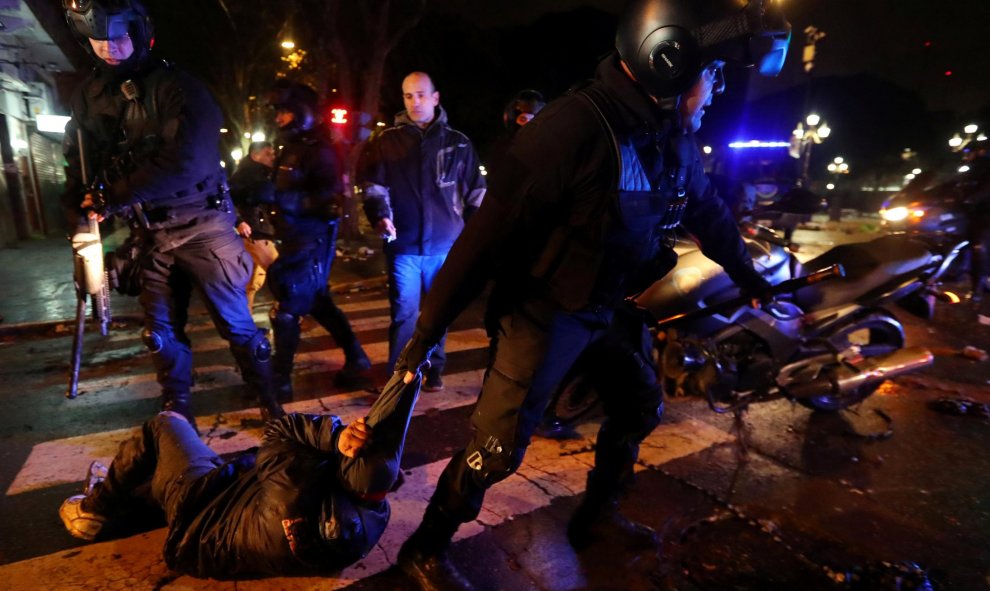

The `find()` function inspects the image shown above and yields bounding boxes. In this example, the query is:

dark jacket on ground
[165,413,388,578]
[229,158,276,239]
[271,124,344,262]
[407,53,765,352]
[358,107,486,256]
[62,60,232,242]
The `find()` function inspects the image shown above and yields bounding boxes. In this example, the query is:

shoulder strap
[575,86,622,192]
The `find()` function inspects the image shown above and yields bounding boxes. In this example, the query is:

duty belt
[132,180,231,228]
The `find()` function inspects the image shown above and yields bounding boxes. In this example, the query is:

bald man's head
[402,71,439,128]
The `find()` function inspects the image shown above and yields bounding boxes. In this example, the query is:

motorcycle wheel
[796,311,906,412]
[547,369,601,427]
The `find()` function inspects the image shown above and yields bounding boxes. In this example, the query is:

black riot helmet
[503,89,546,130]
[267,80,321,132]
[63,0,154,54]
[616,0,791,99]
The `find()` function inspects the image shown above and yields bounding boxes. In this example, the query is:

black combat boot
[567,474,658,552]
[273,372,293,403]
[397,505,474,591]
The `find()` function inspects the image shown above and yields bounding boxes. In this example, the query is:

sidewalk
[0,229,387,338]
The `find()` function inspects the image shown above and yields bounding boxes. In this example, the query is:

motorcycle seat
[794,234,932,312]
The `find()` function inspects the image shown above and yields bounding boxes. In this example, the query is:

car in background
[879,178,967,238]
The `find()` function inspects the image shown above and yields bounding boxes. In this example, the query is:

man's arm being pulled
[263,413,344,454]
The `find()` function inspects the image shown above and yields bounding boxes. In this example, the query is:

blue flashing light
[728,140,791,149]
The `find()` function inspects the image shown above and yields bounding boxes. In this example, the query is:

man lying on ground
[59,372,420,578]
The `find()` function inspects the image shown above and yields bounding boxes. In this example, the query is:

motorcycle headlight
[880,206,909,222]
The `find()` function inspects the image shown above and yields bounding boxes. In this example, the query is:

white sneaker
[59,495,106,541]
[84,461,108,496]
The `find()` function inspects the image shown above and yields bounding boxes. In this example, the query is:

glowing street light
[790,113,831,186]
[281,40,295,50]
[949,124,983,152]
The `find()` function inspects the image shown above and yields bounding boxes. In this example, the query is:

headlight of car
[880,206,909,222]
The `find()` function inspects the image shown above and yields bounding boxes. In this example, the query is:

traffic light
[329,107,348,125]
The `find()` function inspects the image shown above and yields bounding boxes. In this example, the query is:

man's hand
[80,193,105,223]
[375,218,397,242]
[337,417,372,458]
[236,221,252,238]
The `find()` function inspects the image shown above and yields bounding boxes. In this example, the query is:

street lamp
[825,156,849,220]
[790,113,831,187]
[949,123,985,152]
[827,156,849,176]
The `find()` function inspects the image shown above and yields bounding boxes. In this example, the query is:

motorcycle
[545,223,967,428]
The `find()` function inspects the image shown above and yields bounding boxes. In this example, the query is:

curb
[0,275,389,340]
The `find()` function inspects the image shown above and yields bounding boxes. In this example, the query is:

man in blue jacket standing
[359,72,486,391]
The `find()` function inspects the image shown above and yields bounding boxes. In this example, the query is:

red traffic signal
[329,108,348,125]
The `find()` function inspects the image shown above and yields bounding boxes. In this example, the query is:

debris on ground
[961,346,988,362]
[928,397,990,419]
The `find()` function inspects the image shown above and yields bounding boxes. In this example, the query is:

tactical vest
[80,63,227,228]
[530,85,693,311]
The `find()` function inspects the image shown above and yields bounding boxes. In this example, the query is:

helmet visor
[64,0,133,40]
[697,0,791,76]
[750,0,790,76]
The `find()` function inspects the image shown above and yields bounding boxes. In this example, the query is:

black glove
[394,331,438,377]
[737,267,774,308]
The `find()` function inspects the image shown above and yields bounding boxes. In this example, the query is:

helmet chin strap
[619,57,682,112]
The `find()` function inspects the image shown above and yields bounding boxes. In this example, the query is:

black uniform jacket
[62,60,228,233]
[165,413,389,578]
[358,107,487,256]
[410,53,764,351]
[271,125,344,261]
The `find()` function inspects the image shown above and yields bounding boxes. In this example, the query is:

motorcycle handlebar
[741,222,798,251]
[653,264,846,328]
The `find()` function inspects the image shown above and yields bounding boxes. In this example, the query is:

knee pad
[142,329,169,354]
[463,434,524,488]
[247,329,272,362]
[230,328,273,362]
[270,306,300,330]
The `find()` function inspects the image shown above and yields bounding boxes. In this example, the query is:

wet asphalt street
[0,215,988,590]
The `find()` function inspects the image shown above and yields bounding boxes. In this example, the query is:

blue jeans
[386,252,448,373]
[88,412,223,526]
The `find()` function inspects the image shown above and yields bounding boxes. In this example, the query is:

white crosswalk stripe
[0,290,736,590]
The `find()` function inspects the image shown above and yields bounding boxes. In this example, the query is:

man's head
[503,89,546,131]
[267,80,320,133]
[63,0,154,67]
[616,0,790,127]
[248,141,275,168]
[402,72,439,129]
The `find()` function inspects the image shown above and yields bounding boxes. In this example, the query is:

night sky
[435,0,989,114]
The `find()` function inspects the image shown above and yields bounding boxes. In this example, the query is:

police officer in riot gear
[61,0,284,425]
[266,81,372,399]
[502,89,546,131]
[489,89,547,174]
[393,1,790,589]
